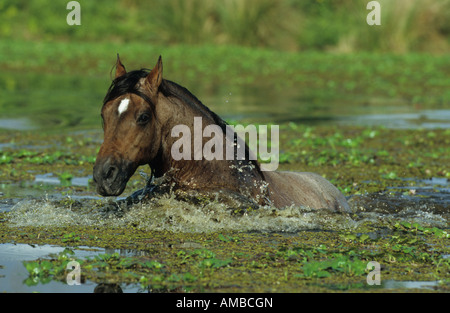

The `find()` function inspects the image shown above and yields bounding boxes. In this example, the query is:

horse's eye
[137,113,150,125]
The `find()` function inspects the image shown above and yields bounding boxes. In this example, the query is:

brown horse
[93,55,350,212]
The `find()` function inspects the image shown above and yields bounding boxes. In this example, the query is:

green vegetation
[1,0,449,53]
[1,125,449,196]
[0,132,98,185]
[277,125,450,195]
[15,224,450,292]
[1,124,449,292]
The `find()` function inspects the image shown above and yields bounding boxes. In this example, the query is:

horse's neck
[152,96,264,192]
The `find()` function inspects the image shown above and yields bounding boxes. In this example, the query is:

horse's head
[93,55,163,196]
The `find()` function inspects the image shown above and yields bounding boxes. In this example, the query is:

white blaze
[118,98,130,115]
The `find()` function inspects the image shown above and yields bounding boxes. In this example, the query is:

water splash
[7,193,356,233]
[6,187,448,233]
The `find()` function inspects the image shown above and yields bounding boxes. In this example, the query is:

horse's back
[264,171,350,212]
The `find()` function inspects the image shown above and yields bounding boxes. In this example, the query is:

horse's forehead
[105,96,132,117]
[104,93,143,116]
[117,98,130,116]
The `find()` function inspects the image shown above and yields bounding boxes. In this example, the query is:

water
[0,243,143,293]
[34,173,91,187]
[1,169,447,292]
[382,280,441,290]
[0,241,445,293]
[0,118,37,131]
[335,110,450,129]
[0,71,449,292]
[0,71,449,131]
[2,170,448,231]
[3,179,448,233]
[0,174,97,212]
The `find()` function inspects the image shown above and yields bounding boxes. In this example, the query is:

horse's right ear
[145,56,163,94]
[115,54,127,78]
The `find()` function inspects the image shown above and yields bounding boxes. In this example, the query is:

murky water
[1,171,448,292]
[0,71,449,292]
[0,241,445,293]
[2,174,448,232]
[0,243,143,293]
[3,182,449,229]
[0,71,449,131]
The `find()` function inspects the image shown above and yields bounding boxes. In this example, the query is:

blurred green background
[0,0,449,130]
[2,0,449,53]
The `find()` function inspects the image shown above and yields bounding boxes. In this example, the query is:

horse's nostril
[105,166,117,180]
[106,167,113,178]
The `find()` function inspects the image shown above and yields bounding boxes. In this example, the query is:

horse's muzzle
[93,156,134,196]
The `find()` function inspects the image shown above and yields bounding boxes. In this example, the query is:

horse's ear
[145,56,163,93]
[115,54,127,78]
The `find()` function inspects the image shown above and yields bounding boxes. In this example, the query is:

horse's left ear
[145,56,163,94]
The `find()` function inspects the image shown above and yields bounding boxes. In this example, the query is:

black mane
[103,69,152,105]
[103,69,228,133]
[160,79,229,135]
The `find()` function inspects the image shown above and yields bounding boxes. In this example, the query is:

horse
[93,55,350,212]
